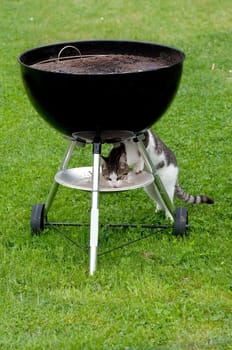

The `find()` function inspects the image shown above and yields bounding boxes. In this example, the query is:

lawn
[0,0,232,349]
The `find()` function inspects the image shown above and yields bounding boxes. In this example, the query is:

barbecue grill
[18,40,188,274]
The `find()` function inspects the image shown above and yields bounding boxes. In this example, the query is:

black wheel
[30,204,47,235]
[173,207,188,236]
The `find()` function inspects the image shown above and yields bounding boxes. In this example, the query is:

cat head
[101,151,130,188]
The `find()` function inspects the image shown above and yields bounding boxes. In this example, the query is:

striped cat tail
[175,182,214,204]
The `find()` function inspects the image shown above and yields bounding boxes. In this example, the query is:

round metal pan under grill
[55,167,154,192]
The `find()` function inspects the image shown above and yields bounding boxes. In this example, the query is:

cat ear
[100,156,107,168]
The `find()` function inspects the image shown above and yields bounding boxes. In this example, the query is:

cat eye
[117,175,126,180]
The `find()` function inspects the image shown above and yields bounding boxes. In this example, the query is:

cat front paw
[133,158,144,174]
[134,164,144,174]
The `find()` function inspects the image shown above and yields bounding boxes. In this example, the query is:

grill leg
[45,140,77,215]
[89,142,101,275]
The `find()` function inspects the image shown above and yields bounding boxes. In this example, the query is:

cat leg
[124,140,144,173]
[144,165,178,221]
[144,183,165,213]
[157,165,178,220]
[144,183,161,203]
[144,183,174,222]
[134,156,144,173]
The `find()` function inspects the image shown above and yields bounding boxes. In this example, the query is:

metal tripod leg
[89,142,101,275]
[137,134,174,221]
[45,140,78,215]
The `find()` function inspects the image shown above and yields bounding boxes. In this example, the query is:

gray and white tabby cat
[101,129,214,220]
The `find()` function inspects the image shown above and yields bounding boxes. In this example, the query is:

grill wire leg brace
[90,142,101,275]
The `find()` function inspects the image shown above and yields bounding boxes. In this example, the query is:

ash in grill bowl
[31,54,170,74]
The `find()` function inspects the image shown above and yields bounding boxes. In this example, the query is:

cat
[101,143,131,187]
[101,129,214,220]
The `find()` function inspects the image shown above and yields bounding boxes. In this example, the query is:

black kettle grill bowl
[18,40,185,139]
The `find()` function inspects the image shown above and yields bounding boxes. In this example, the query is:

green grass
[0,0,232,349]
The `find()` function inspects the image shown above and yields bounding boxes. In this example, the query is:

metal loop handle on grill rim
[57,45,82,61]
